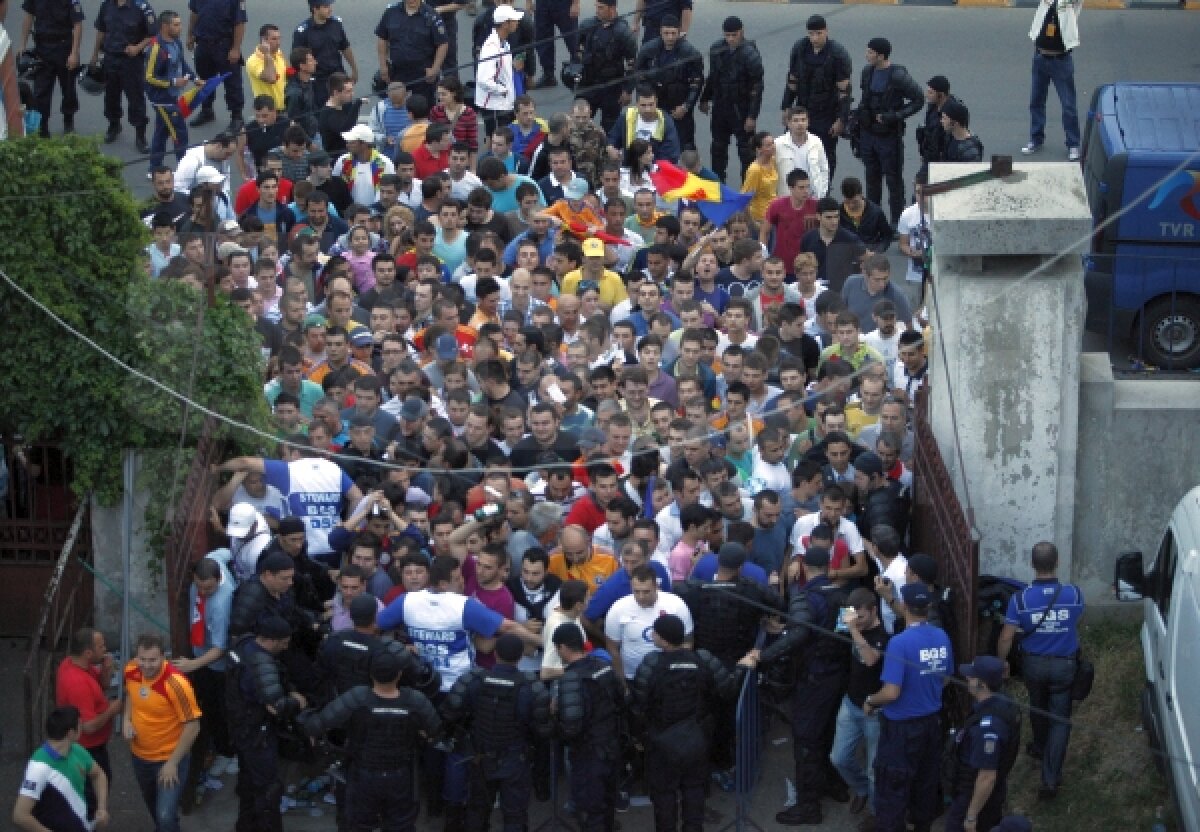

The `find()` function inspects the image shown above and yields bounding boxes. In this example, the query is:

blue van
[1082,83,1200,368]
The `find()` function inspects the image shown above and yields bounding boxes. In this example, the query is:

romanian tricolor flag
[649,160,753,228]
[177,72,230,118]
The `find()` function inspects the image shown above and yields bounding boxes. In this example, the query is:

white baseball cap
[341,124,375,144]
[225,503,258,538]
[494,5,524,23]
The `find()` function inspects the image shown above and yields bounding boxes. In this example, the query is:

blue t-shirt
[584,561,671,622]
[749,516,794,574]
[689,554,769,588]
[1004,579,1083,657]
[880,620,952,720]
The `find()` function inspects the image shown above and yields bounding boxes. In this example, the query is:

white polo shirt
[603,591,693,679]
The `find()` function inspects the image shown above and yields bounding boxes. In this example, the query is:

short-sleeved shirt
[548,550,619,594]
[603,590,693,679]
[765,196,817,275]
[376,589,503,690]
[790,512,864,559]
[23,0,85,39]
[291,15,349,78]
[245,48,288,110]
[375,1,447,71]
[1004,579,1084,657]
[19,742,94,832]
[187,0,245,41]
[846,624,890,707]
[879,620,951,720]
[94,0,155,55]
[123,661,202,762]
[961,704,1010,772]
[262,457,355,555]
[583,562,672,622]
[55,659,112,748]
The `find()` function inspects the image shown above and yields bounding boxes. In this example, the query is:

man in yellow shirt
[548,525,619,594]
[845,374,885,438]
[560,237,628,312]
[244,24,287,109]
[123,633,201,832]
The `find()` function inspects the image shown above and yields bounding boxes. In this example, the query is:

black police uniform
[758,574,851,823]
[94,0,155,135]
[637,0,690,45]
[229,575,324,698]
[317,629,441,697]
[302,683,441,832]
[576,12,637,133]
[781,36,852,180]
[442,663,553,832]
[375,1,448,108]
[631,648,739,832]
[532,0,577,87]
[944,132,984,163]
[226,636,298,832]
[916,97,952,173]
[22,0,84,133]
[944,695,1020,832]
[291,11,350,106]
[557,654,626,832]
[699,35,763,183]
[858,479,910,542]
[634,35,704,151]
[186,0,246,124]
[854,61,922,226]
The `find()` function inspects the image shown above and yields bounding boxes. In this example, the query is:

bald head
[560,525,591,565]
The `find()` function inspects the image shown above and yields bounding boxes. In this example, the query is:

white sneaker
[223,756,239,775]
[1021,142,1043,155]
[210,754,235,776]
[1068,146,1081,162]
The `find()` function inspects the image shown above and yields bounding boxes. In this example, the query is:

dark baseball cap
[960,655,1004,690]
[900,582,932,608]
[907,553,938,584]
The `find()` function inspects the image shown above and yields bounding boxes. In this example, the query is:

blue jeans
[130,753,190,832]
[1023,653,1076,788]
[1029,50,1080,148]
[830,695,881,806]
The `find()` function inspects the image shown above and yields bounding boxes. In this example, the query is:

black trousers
[809,111,840,183]
[32,38,79,122]
[534,0,578,80]
[193,38,245,117]
[710,105,754,183]
[581,83,624,134]
[103,52,147,128]
[465,751,532,832]
[569,749,618,832]
[348,765,418,832]
[646,743,707,832]
[234,730,283,832]
[859,130,905,227]
[790,672,847,810]
[83,743,111,820]
[183,666,231,805]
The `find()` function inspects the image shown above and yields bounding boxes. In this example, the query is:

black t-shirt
[1035,4,1066,52]
[846,623,890,706]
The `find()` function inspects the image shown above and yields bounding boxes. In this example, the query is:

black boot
[103,121,121,143]
[135,128,149,154]
[63,116,75,134]
[37,120,50,138]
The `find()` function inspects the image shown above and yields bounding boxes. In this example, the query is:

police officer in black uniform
[442,634,553,832]
[631,614,744,832]
[632,0,690,46]
[301,651,442,832]
[292,0,357,109]
[781,15,852,182]
[698,16,763,183]
[575,0,637,134]
[945,656,1020,832]
[915,74,952,176]
[853,37,922,227]
[553,622,626,832]
[184,0,246,130]
[318,594,442,697]
[226,615,304,832]
[634,15,703,152]
[19,0,84,136]
[677,542,780,777]
[375,0,448,112]
[91,0,155,150]
[752,546,852,826]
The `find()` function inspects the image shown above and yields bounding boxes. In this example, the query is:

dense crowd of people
[11,0,1096,830]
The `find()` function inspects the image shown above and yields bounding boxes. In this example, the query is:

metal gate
[909,388,980,667]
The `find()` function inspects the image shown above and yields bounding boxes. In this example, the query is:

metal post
[120,452,134,675]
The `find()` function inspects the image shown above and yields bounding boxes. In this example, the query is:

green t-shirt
[19,742,94,831]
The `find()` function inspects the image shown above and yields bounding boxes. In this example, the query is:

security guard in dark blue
[854,37,922,227]
[226,615,303,832]
[751,546,852,826]
[317,594,441,698]
[575,0,636,134]
[18,0,84,136]
[292,0,358,109]
[632,0,690,47]
[996,540,1084,802]
[631,614,744,832]
[863,582,953,832]
[184,0,246,130]
[441,633,553,832]
[633,15,704,152]
[374,0,448,110]
[781,15,853,181]
[698,16,763,183]
[553,622,626,832]
[91,0,155,150]
[301,650,442,832]
[945,656,1021,832]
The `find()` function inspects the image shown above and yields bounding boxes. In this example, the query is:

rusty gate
[909,388,981,668]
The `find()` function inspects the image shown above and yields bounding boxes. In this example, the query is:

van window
[1155,529,1178,619]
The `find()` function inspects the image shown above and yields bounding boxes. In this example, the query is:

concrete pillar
[926,162,1092,579]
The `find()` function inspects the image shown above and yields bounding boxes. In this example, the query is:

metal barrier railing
[722,631,767,832]
[21,500,91,755]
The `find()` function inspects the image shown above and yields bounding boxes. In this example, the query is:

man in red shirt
[55,627,121,814]
[413,123,452,180]
[762,168,818,279]
[564,462,621,533]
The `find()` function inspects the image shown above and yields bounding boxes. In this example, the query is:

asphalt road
[6,0,1199,200]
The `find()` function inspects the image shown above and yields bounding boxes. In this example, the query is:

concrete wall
[1073,354,1200,603]
[89,452,169,654]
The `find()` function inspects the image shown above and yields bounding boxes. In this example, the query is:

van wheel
[1140,296,1200,369]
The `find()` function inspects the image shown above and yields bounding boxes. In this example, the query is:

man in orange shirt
[123,633,201,832]
[539,178,603,239]
[547,524,619,595]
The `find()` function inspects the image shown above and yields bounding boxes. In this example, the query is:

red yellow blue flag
[178,73,230,118]
[648,160,752,227]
